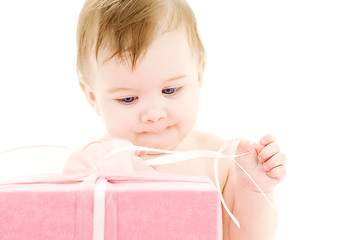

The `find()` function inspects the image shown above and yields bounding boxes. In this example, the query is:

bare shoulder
[177,129,236,152]
[173,129,238,188]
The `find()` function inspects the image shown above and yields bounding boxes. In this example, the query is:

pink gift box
[0,140,222,240]
[0,176,222,240]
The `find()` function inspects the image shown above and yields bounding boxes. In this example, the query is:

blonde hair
[77,0,205,81]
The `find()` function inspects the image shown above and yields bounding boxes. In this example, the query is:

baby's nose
[141,106,167,123]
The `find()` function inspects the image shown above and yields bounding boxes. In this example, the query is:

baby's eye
[116,96,138,104]
[162,86,182,95]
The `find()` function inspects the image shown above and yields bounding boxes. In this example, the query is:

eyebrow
[108,74,187,94]
[165,74,187,82]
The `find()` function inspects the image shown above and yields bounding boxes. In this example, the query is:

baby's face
[83,28,204,150]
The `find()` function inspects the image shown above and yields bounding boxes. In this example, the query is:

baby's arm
[222,135,286,240]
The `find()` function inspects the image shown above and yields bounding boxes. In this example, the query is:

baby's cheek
[104,118,131,138]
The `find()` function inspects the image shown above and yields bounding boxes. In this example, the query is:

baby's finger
[255,142,264,155]
[258,142,280,163]
[260,134,276,146]
[267,165,287,181]
[255,134,276,154]
[262,152,287,171]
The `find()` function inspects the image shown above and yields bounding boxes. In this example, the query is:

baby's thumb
[234,140,258,170]
[236,140,256,155]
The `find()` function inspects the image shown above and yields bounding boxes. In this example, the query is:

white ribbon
[102,141,275,229]
[0,139,275,236]
[93,177,108,240]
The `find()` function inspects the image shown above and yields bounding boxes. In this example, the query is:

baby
[68,0,287,239]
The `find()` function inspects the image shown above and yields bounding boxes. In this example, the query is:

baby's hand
[234,134,287,193]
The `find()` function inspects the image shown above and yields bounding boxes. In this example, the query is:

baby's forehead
[87,30,199,87]
[95,26,194,68]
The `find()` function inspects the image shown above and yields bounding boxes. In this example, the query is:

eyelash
[116,86,183,105]
[162,86,183,95]
[116,96,138,105]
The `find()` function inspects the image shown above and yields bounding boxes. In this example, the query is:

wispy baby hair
[76,0,205,81]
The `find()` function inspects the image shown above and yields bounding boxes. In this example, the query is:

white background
[0,1,351,239]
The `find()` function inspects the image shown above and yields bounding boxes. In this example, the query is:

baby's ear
[197,60,206,88]
[79,78,100,115]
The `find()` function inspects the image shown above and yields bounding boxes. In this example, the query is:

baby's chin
[108,128,185,152]
[135,140,178,153]
[133,130,182,151]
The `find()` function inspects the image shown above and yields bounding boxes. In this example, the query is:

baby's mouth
[138,125,174,134]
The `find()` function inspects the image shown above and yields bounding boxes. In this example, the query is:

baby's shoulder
[179,129,237,154]
[177,130,238,190]
[177,129,238,172]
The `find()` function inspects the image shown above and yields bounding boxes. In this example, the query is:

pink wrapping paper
[0,177,222,240]
[0,139,222,240]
